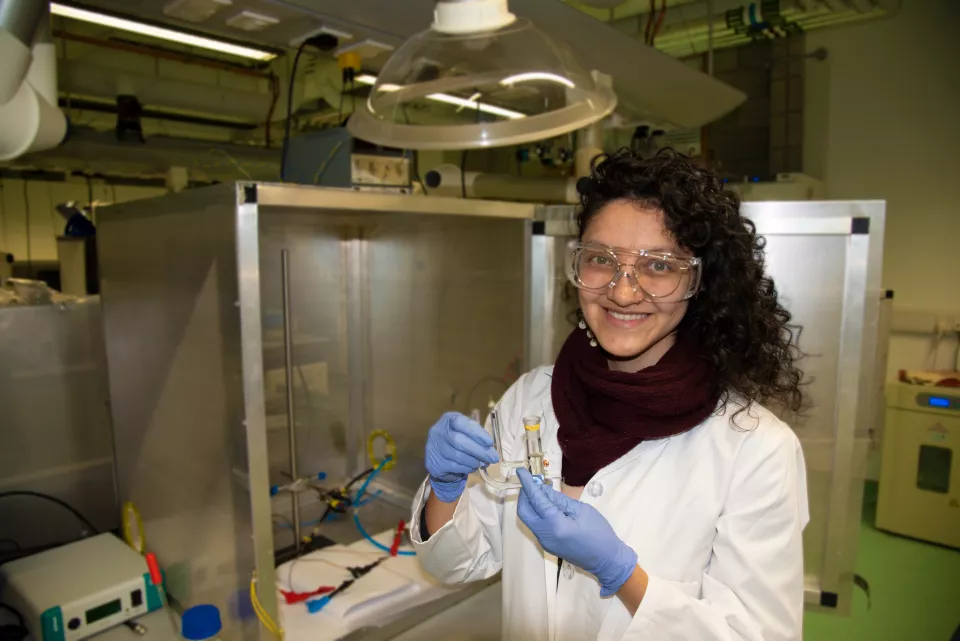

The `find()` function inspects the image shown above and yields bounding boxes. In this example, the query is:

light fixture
[500,72,576,89]
[355,74,525,120]
[347,0,616,150]
[50,2,277,61]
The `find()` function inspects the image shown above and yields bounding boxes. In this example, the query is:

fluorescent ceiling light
[50,3,277,61]
[355,74,525,120]
[500,72,575,88]
[426,92,524,120]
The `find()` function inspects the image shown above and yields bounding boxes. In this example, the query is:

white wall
[804,0,960,380]
[0,178,167,263]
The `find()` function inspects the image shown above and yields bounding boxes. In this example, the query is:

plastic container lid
[181,605,222,640]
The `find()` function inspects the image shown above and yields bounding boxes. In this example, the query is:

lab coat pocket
[668,578,702,599]
[597,579,702,641]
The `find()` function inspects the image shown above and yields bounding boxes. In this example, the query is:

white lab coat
[410,366,810,641]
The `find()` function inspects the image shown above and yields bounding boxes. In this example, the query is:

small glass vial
[181,605,222,641]
[523,416,545,482]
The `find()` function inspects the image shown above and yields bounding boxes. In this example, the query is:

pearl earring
[577,310,596,346]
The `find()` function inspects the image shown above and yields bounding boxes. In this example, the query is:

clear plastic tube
[523,416,545,480]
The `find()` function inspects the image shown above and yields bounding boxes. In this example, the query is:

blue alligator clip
[306,595,332,614]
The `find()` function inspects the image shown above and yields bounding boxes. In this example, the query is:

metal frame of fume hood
[527,200,886,615]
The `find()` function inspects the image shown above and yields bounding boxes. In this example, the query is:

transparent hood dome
[348,18,617,150]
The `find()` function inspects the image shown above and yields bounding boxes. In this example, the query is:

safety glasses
[565,241,702,301]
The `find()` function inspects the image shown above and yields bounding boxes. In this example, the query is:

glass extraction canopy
[348,9,617,150]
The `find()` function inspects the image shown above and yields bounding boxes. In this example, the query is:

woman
[411,149,809,641]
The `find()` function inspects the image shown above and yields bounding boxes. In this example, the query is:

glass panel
[760,234,848,585]
[259,209,525,547]
[368,217,526,492]
[258,212,351,493]
[917,445,952,494]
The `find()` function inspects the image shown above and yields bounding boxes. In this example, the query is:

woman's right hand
[425,412,499,502]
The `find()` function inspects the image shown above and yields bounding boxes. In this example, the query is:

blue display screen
[928,397,950,408]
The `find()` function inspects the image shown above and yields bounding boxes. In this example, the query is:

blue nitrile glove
[425,412,499,503]
[516,468,638,597]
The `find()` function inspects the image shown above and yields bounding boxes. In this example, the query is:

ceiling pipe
[425,163,578,204]
[607,0,894,58]
[53,31,273,80]
[59,60,273,123]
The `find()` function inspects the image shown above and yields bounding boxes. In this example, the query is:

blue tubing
[353,513,416,557]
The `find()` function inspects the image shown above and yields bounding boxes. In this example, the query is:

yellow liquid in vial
[528,452,545,477]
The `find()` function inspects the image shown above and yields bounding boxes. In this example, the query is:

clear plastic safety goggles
[565,241,702,301]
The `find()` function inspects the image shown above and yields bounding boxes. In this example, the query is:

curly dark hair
[576,147,804,417]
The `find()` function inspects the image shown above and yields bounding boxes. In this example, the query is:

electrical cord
[400,108,429,195]
[651,0,667,46]
[313,141,346,185]
[464,375,512,414]
[411,151,428,195]
[0,605,24,628]
[345,467,376,491]
[266,73,280,149]
[250,571,284,640]
[338,70,357,127]
[281,41,311,182]
[22,181,31,276]
[460,150,469,199]
[348,76,356,124]
[644,0,655,44]
[0,603,27,641]
[0,492,98,535]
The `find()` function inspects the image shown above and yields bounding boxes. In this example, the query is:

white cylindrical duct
[425,163,578,204]
[0,5,67,161]
[0,0,46,104]
[575,120,605,178]
[0,67,67,160]
[0,29,31,104]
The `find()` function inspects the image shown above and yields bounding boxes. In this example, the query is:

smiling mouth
[606,310,651,321]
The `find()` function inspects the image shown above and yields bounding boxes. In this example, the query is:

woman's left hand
[516,468,638,597]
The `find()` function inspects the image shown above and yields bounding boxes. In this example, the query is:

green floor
[804,483,960,641]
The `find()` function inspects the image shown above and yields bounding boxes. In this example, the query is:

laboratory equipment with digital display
[0,534,165,640]
[877,383,960,548]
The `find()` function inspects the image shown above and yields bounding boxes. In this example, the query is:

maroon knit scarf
[552,328,720,486]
